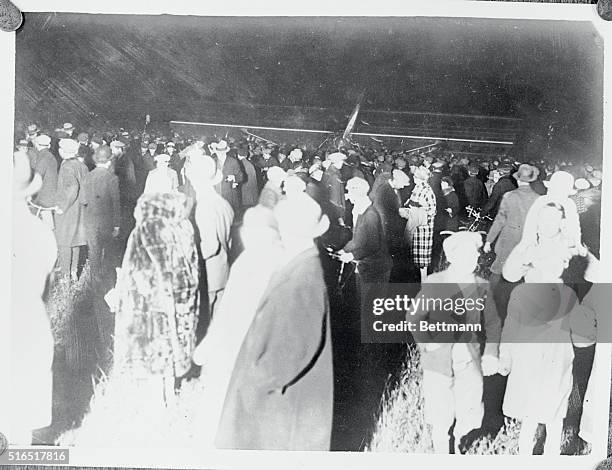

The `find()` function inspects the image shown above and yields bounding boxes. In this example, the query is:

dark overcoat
[55,158,88,247]
[215,247,333,450]
[215,155,245,213]
[481,175,517,219]
[486,185,540,275]
[80,166,121,236]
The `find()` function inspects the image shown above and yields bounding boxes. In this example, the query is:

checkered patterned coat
[408,181,437,267]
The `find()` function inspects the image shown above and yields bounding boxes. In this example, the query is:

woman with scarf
[111,191,199,404]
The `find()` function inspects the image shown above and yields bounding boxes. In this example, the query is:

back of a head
[274,192,328,240]
[241,205,280,250]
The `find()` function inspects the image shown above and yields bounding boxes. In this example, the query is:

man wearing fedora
[184,153,234,333]
[55,138,88,282]
[80,145,120,286]
[253,143,280,189]
[482,163,540,433]
[321,152,348,225]
[211,139,245,214]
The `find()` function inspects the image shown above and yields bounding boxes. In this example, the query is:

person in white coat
[191,204,283,448]
[143,153,179,194]
[10,150,58,444]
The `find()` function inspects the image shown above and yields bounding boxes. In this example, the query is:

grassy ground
[366,345,594,455]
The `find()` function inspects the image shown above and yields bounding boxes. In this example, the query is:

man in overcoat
[211,140,245,213]
[184,153,234,328]
[215,192,333,450]
[80,145,120,285]
[55,138,88,281]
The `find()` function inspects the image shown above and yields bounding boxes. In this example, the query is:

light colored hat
[392,169,411,187]
[328,152,347,165]
[35,134,51,147]
[212,140,229,153]
[62,122,74,131]
[155,153,171,163]
[110,140,125,148]
[443,231,483,257]
[58,138,79,155]
[345,176,370,196]
[284,175,307,195]
[267,166,287,185]
[17,139,28,147]
[274,192,329,239]
[513,164,539,183]
[310,169,323,182]
[289,148,303,161]
[13,150,42,198]
[185,154,223,186]
[544,171,576,196]
[166,141,176,148]
[574,178,590,191]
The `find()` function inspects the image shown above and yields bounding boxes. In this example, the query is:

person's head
[390,169,410,190]
[274,192,329,246]
[345,177,371,204]
[166,142,176,155]
[395,157,407,170]
[423,155,434,168]
[536,202,565,240]
[443,232,482,275]
[155,153,171,168]
[284,175,306,196]
[16,139,29,152]
[413,166,430,182]
[328,152,346,169]
[91,135,103,150]
[468,163,479,177]
[544,171,576,199]
[491,170,500,183]
[184,154,223,189]
[34,134,51,151]
[62,122,74,136]
[267,166,287,188]
[211,140,229,158]
[110,140,125,157]
[241,205,280,250]
[513,164,539,185]
[58,138,79,160]
[93,145,112,167]
[148,142,157,155]
[77,132,89,145]
[441,176,454,192]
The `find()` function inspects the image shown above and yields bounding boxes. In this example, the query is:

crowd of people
[10,118,605,454]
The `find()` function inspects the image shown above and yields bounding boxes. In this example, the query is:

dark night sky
[15,14,603,160]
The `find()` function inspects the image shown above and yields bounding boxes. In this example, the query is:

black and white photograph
[5,1,612,468]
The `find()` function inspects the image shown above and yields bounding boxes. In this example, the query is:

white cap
[35,134,51,146]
